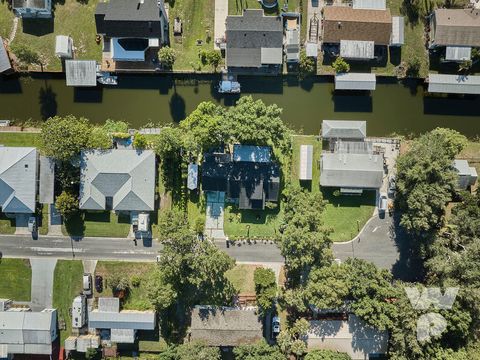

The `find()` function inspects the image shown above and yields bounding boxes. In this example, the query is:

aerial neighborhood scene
[1,0,480,358]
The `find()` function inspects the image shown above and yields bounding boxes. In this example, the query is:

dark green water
[1,73,480,136]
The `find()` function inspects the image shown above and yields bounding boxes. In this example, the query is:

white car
[379,193,388,213]
[28,217,36,232]
[83,273,92,296]
[272,316,281,336]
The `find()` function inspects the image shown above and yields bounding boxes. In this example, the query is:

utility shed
[0,37,12,74]
[352,0,386,9]
[340,40,374,59]
[445,46,471,62]
[55,35,73,59]
[299,145,313,180]
[335,73,376,90]
[306,42,318,58]
[322,120,367,140]
[190,306,263,347]
[65,60,97,87]
[187,163,198,190]
[391,16,404,46]
[428,74,480,94]
[453,159,477,189]
[39,156,55,204]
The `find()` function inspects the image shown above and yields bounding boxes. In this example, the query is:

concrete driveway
[205,191,226,240]
[30,258,57,311]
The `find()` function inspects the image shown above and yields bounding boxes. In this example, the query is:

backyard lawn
[229,0,302,15]
[62,211,131,237]
[0,2,14,39]
[53,260,83,343]
[458,141,480,175]
[0,259,31,301]
[0,213,15,234]
[9,0,102,72]
[0,132,41,147]
[226,264,260,294]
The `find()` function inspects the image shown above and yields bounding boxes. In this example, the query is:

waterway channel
[1,73,480,137]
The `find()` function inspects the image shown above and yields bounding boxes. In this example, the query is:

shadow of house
[73,87,103,103]
[333,93,373,112]
[21,18,54,36]
[423,94,480,116]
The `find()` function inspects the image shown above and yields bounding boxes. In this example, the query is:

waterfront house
[79,149,155,212]
[12,0,52,18]
[190,306,264,347]
[202,145,280,210]
[0,147,38,214]
[306,314,388,359]
[0,38,13,75]
[429,9,480,62]
[225,9,283,73]
[95,0,169,70]
[322,7,399,61]
[0,299,57,358]
[427,74,480,94]
[453,159,477,190]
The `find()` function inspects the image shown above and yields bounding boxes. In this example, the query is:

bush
[55,191,79,219]
[254,268,277,312]
[332,57,350,73]
[133,132,148,149]
[130,274,142,287]
[11,43,41,66]
[299,50,316,79]
[158,46,176,69]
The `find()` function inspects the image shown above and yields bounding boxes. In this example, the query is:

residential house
[0,38,13,75]
[202,145,280,210]
[306,314,389,360]
[429,9,480,62]
[88,297,156,344]
[322,7,397,61]
[95,0,168,66]
[79,149,155,213]
[453,160,478,190]
[321,120,367,141]
[285,18,300,63]
[0,147,38,214]
[12,0,52,18]
[0,300,57,357]
[427,74,480,94]
[225,9,283,72]
[190,306,264,347]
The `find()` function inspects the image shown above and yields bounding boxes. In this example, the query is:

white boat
[97,72,118,86]
[218,80,241,94]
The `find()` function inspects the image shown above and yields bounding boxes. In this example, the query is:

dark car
[95,275,103,293]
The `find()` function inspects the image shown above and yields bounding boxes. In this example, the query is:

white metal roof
[352,0,386,9]
[306,42,318,58]
[88,310,156,330]
[55,35,72,58]
[391,16,405,46]
[340,40,374,59]
[299,145,313,180]
[65,60,97,87]
[335,73,376,90]
[445,46,471,61]
[111,328,135,343]
[428,74,480,94]
[322,120,367,139]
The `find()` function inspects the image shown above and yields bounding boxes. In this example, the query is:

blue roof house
[12,0,52,18]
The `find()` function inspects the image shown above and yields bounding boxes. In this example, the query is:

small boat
[97,72,118,86]
[218,80,241,94]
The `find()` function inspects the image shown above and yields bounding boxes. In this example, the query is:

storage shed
[453,159,477,189]
[391,16,405,46]
[335,73,376,91]
[299,145,313,181]
[55,35,73,59]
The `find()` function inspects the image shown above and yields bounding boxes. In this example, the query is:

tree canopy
[304,349,351,360]
[233,340,285,360]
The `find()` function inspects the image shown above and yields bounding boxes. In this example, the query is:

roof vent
[337,21,342,29]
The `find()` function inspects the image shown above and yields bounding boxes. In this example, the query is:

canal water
[1,73,480,137]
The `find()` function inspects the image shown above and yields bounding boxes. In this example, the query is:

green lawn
[0,2,14,39]
[0,259,32,301]
[0,213,16,234]
[38,203,49,236]
[62,211,131,237]
[229,0,301,15]
[458,141,480,177]
[53,260,83,343]
[169,0,217,71]
[10,0,102,72]
[322,189,376,242]
[225,264,259,294]
[0,132,41,147]
[94,261,156,310]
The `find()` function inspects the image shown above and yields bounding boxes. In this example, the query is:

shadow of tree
[39,84,57,120]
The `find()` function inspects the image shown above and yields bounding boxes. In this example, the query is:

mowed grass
[458,141,480,178]
[225,264,260,294]
[63,211,131,238]
[0,2,14,39]
[10,0,102,72]
[0,132,41,147]
[94,261,156,310]
[0,212,15,234]
[224,204,283,239]
[0,259,32,301]
[229,0,301,15]
[53,260,83,343]
[169,0,216,71]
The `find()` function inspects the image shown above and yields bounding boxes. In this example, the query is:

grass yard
[291,135,321,190]
[0,2,14,39]
[226,264,260,294]
[38,203,49,236]
[458,141,480,175]
[224,204,283,239]
[229,0,301,15]
[168,0,217,71]
[94,261,156,310]
[0,259,31,301]
[63,211,131,237]
[322,189,376,242]
[53,260,83,343]
[0,212,15,234]
[10,0,102,72]
[0,132,41,147]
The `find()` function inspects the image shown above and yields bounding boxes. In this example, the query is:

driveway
[214,0,228,49]
[30,258,57,311]
[205,191,226,240]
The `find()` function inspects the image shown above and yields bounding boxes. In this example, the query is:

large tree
[233,340,285,360]
[159,342,221,360]
[304,349,351,360]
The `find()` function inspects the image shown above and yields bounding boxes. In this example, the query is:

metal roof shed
[55,35,73,58]
[65,60,97,87]
[335,73,376,90]
[39,156,55,204]
[428,74,480,94]
[322,120,367,139]
[391,16,404,46]
[306,42,318,58]
[445,46,471,62]
[340,40,374,60]
[299,145,313,180]
[352,0,386,9]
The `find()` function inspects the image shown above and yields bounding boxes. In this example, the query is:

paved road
[30,258,57,311]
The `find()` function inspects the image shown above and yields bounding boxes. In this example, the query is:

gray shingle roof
[79,150,155,211]
[432,9,480,47]
[322,120,367,139]
[226,9,283,68]
[320,152,383,189]
[190,306,263,347]
[0,147,37,214]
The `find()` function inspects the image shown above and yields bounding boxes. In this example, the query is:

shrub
[158,46,176,69]
[133,132,148,149]
[55,191,79,219]
[332,57,350,73]
[11,43,41,66]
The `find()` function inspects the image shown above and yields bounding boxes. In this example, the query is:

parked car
[28,217,36,232]
[272,316,281,337]
[83,273,92,296]
[388,175,396,193]
[379,193,388,213]
[95,275,103,293]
